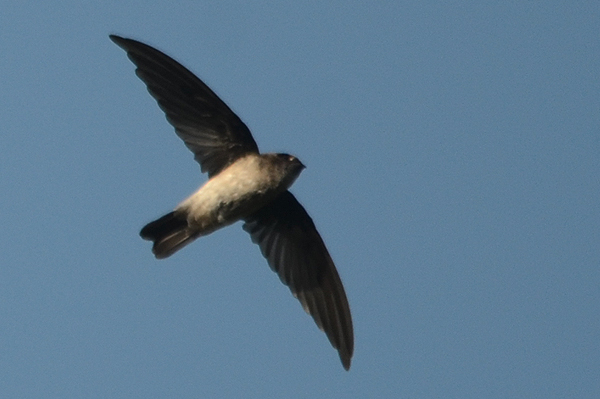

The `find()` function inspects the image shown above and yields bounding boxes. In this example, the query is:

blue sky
[1,1,599,398]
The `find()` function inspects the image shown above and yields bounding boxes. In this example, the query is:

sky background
[1,1,599,398]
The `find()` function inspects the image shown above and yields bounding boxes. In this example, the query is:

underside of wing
[110,35,259,177]
[243,191,354,370]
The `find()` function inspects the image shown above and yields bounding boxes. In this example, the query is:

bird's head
[269,153,306,189]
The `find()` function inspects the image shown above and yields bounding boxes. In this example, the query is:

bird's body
[144,153,305,258]
[180,153,304,229]
[110,35,354,369]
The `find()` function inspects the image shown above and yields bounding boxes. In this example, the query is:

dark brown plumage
[111,35,353,369]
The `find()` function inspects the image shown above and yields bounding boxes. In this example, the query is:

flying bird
[110,35,353,370]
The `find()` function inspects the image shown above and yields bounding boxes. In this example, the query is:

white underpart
[175,155,289,234]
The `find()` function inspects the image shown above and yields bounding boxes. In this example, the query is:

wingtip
[340,347,353,371]
[342,357,351,371]
[109,34,131,49]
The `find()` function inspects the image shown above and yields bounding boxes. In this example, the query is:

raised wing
[243,191,354,369]
[110,35,259,177]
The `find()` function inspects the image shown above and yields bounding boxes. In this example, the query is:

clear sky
[1,1,598,398]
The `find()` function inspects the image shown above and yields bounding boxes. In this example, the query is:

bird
[110,35,354,370]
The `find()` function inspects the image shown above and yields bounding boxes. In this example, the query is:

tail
[140,211,197,259]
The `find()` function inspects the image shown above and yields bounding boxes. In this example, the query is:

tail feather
[140,211,196,259]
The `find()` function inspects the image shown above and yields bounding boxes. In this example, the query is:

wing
[110,35,259,177]
[243,191,354,370]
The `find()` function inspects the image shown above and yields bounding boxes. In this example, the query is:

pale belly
[175,156,284,234]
